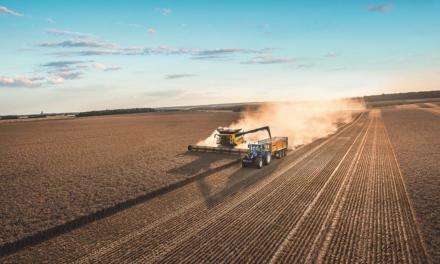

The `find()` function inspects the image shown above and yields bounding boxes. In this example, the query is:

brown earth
[0,109,433,263]
[382,108,440,263]
[0,111,240,247]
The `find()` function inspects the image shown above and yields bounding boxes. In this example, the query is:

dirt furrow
[269,116,372,263]
[353,115,377,263]
[154,145,343,262]
[311,110,429,263]
[383,120,430,263]
[320,111,399,263]
[310,113,374,263]
[74,115,368,263]
[152,116,369,263]
[291,112,375,264]
[110,141,338,262]
[342,119,374,263]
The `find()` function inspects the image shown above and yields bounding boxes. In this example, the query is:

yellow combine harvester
[188,126,272,154]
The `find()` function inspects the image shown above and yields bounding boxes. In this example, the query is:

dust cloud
[198,99,365,149]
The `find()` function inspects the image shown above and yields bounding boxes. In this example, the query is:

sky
[0,1,439,114]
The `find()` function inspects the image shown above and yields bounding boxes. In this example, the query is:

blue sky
[1,1,439,114]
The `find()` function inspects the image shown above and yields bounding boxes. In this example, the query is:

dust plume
[198,99,365,149]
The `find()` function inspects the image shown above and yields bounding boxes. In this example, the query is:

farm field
[1,107,437,263]
[382,108,440,263]
[0,111,240,247]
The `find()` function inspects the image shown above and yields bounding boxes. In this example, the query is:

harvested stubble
[0,111,239,246]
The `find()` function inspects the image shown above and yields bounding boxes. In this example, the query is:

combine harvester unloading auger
[188,126,272,154]
[188,126,289,168]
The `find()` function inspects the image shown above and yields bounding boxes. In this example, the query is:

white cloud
[42,60,88,69]
[367,4,394,13]
[46,18,54,23]
[157,8,172,16]
[56,71,82,80]
[0,76,40,87]
[94,62,107,70]
[147,28,157,34]
[104,66,122,72]
[241,55,297,64]
[296,63,316,68]
[0,5,23,16]
[46,28,92,38]
[42,41,274,63]
[48,76,65,84]
[165,74,197,79]
[93,63,121,71]
[324,52,339,58]
[40,39,114,48]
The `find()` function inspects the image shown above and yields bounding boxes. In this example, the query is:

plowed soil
[0,112,239,247]
[1,109,433,263]
[382,108,440,263]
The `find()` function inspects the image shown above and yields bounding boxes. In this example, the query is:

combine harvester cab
[187,126,272,155]
[241,137,288,169]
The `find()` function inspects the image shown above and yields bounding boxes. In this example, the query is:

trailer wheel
[256,157,263,169]
[242,161,247,168]
[275,151,281,159]
[264,153,271,165]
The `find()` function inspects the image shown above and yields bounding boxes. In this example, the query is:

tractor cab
[249,143,271,152]
[249,143,263,152]
[247,143,268,157]
[242,143,272,169]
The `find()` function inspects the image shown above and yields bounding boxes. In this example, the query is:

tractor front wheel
[256,157,263,169]
[264,153,271,165]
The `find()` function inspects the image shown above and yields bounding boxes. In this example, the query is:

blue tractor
[242,137,288,169]
[242,144,270,169]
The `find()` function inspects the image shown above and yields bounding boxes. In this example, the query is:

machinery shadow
[195,156,285,209]
[167,151,285,209]
[0,152,240,258]
[168,152,242,209]
[168,152,238,176]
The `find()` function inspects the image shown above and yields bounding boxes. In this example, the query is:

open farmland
[382,108,440,263]
[0,112,240,248]
[1,107,437,263]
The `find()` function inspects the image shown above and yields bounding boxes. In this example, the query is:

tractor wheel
[264,153,271,165]
[256,157,263,169]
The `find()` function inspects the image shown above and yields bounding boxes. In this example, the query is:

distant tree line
[363,90,440,102]
[190,104,262,112]
[75,108,156,117]
[0,114,47,120]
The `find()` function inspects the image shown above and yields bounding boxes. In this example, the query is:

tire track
[269,114,372,263]
[124,129,358,263]
[383,115,431,263]
[74,114,367,263]
[317,111,378,263]
[151,116,369,263]
[308,110,429,263]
